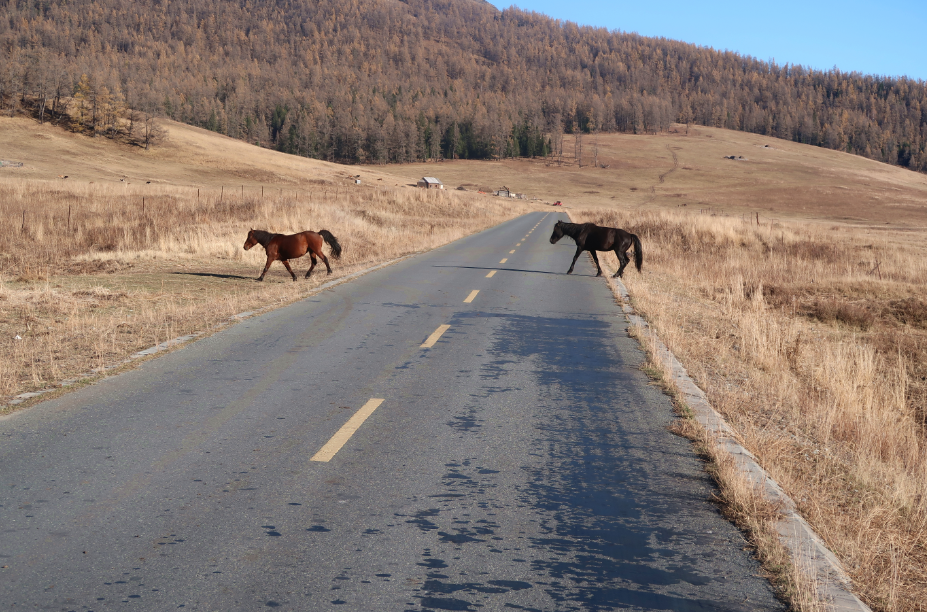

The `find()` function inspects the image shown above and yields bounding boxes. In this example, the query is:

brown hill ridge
[1,0,925,172]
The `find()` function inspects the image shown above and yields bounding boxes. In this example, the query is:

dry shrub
[574,207,927,612]
[885,298,927,329]
[807,298,876,330]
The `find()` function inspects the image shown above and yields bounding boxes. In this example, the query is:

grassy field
[377,127,927,611]
[0,116,531,407]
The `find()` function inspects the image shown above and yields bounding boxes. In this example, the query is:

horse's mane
[556,221,590,240]
[251,229,276,247]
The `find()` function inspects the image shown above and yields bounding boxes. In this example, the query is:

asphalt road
[0,211,784,611]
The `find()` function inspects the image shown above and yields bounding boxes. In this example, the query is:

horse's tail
[632,234,643,272]
[318,230,342,259]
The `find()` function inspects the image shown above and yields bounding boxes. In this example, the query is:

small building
[417,177,444,189]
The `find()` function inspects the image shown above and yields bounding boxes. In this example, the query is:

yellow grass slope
[384,125,927,227]
[0,116,416,188]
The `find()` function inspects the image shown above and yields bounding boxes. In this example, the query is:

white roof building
[417,177,444,189]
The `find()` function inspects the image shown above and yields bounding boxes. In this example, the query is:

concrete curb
[607,275,871,612]
[3,255,414,411]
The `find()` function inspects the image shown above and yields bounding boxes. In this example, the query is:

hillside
[382,123,927,227]
[0,115,413,189]
[2,0,926,172]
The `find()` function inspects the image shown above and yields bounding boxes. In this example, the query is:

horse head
[549,220,565,244]
[243,228,257,251]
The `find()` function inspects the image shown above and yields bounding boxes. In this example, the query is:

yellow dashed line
[499,258,508,264]
[421,324,451,348]
[311,398,385,462]
[486,271,496,278]
[464,290,479,303]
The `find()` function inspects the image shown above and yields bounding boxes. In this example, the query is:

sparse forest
[1,0,925,171]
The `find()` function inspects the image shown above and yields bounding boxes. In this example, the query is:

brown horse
[243,229,342,281]
[549,220,642,278]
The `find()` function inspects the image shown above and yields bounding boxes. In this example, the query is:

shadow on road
[432,265,599,278]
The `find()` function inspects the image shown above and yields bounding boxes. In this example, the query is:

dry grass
[0,117,531,409]
[573,207,927,612]
[382,125,927,228]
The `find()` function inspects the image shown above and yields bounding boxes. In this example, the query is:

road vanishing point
[0,212,785,611]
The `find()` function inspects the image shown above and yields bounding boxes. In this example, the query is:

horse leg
[304,254,317,278]
[257,256,274,281]
[567,246,584,274]
[321,253,332,275]
[282,260,297,281]
[589,250,603,276]
[614,248,629,278]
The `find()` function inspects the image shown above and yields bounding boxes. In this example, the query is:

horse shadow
[432,265,600,277]
[171,272,253,280]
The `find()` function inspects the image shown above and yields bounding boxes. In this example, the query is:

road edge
[606,273,872,612]
[2,208,545,416]
[1,254,415,415]
[556,206,870,612]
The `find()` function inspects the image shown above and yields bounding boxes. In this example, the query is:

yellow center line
[509,250,516,254]
[464,290,479,303]
[311,398,385,462]
[486,270,496,278]
[499,258,508,264]
[421,324,451,348]
[517,243,522,246]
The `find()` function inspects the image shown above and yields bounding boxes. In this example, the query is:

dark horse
[243,229,342,281]
[549,220,643,278]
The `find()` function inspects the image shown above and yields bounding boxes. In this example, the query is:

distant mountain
[2,0,924,171]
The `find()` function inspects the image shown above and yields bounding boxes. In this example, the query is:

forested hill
[2,0,926,171]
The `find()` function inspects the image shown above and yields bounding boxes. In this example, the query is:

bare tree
[2,51,23,118]
[548,113,564,166]
[573,119,583,167]
[450,122,460,160]
[429,121,442,161]
[589,117,599,168]
[34,57,52,124]
[142,113,166,150]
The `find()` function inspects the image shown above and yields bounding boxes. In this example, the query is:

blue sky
[485,0,927,82]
